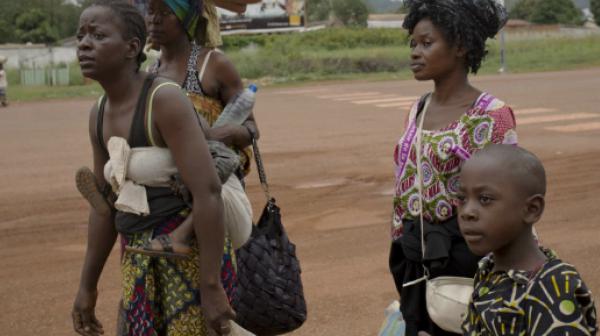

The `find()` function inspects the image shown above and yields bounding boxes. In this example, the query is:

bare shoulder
[148,77,196,123]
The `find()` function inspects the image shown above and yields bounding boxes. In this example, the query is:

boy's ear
[523,194,545,225]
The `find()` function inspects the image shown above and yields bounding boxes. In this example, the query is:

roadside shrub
[331,0,369,27]
[591,0,600,25]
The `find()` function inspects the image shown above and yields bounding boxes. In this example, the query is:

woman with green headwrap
[133,0,260,257]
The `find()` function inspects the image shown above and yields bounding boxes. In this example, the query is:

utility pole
[499,0,507,73]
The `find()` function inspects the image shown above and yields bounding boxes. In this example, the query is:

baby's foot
[75,166,112,216]
[125,234,192,258]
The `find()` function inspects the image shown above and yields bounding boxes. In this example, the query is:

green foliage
[591,0,600,25]
[0,0,90,44]
[222,28,407,52]
[509,0,583,25]
[530,0,582,25]
[15,9,59,43]
[0,19,13,44]
[509,0,537,21]
[307,0,332,22]
[222,28,600,83]
[331,0,369,27]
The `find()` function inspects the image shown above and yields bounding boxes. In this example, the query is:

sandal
[75,166,113,216]
[125,234,192,259]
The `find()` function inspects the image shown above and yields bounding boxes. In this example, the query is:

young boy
[457,144,597,335]
[0,62,8,107]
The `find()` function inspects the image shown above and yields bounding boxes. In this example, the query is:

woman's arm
[207,52,260,148]
[72,104,117,336]
[151,82,235,333]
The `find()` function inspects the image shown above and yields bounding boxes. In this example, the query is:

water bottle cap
[248,84,258,93]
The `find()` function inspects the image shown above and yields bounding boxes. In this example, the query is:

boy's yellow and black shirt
[462,248,598,335]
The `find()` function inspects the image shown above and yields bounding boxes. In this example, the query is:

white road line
[545,122,600,132]
[518,113,599,125]
[515,108,557,115]
[352,96,418,105]
[376,101,415,108]
[317,92,380,99]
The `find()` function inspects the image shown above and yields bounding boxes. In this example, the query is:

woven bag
[232,138,307,335]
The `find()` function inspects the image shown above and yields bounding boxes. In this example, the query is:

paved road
[1,68,599,335]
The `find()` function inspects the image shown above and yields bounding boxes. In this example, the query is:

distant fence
[20,66,70,86]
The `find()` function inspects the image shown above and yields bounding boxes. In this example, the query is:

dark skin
[457,149,547,272]
[147,0,259,148]
[71,6,233,336]
[409,18,482,130]
[143,0,260,252]
[406,18,498,336]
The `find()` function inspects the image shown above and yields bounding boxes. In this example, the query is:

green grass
[229,34,600,83]
[8,83,102,102]
[5,30,600,102]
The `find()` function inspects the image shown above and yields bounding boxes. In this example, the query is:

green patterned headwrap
[163,0,202,40]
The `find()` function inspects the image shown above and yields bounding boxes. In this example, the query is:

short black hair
[470,144,547,197]
[92,0,147,72]
[403,0,507,74]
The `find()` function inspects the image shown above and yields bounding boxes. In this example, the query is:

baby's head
[457,144,546,256]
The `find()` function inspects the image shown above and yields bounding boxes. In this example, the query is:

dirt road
[1,68,599,335]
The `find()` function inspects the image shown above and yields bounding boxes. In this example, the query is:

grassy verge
[7,83,102,102]
[5,29,600,102]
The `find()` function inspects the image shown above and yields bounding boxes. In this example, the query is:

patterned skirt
[117,209,237,336]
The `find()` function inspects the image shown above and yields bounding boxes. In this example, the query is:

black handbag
[233,138,307,335]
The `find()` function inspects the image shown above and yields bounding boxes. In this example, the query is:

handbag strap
[251,137,272,203]
[403,94,432,288]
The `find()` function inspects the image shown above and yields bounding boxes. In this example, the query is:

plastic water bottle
[213,84,257,127]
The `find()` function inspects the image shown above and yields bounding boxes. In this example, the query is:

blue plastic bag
[378,301,406,336]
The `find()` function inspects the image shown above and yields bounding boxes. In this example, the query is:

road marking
[351,96,418,105]
[515,108,557,115]
[317,92,381,99]
[545,122,600,132]
[518,113,599,125]
[376,101,415,108]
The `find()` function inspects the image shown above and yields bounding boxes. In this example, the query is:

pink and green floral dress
[392,93,518,240]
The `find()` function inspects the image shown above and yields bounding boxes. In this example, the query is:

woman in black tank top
[71,2,234,336]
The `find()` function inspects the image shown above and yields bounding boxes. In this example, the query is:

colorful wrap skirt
[117,209,236,336]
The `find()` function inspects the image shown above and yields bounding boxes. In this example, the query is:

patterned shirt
[463,249,598,336]
[392,93,517,239]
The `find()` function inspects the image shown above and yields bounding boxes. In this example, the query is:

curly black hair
[91,0,148,72]
[403,0,507,74]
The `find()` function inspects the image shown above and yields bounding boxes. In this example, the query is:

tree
[15,9,59,43]
[509,0,537,21]
[530,0,582,25]
[592,0,600,25]
[307,0,332,22]
[509,0,582,25]
[331,0,369,27]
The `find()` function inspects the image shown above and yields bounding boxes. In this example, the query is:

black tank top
[96,74,187,235]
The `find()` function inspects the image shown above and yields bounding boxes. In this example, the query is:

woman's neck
[160,36,192,64]
[493,229,547,273]
[99,68,144,104]
[432,68,474,105]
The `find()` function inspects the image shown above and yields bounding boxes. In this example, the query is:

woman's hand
[200,284,236,335]
[206,125,245,147]
[72,288,104,336]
